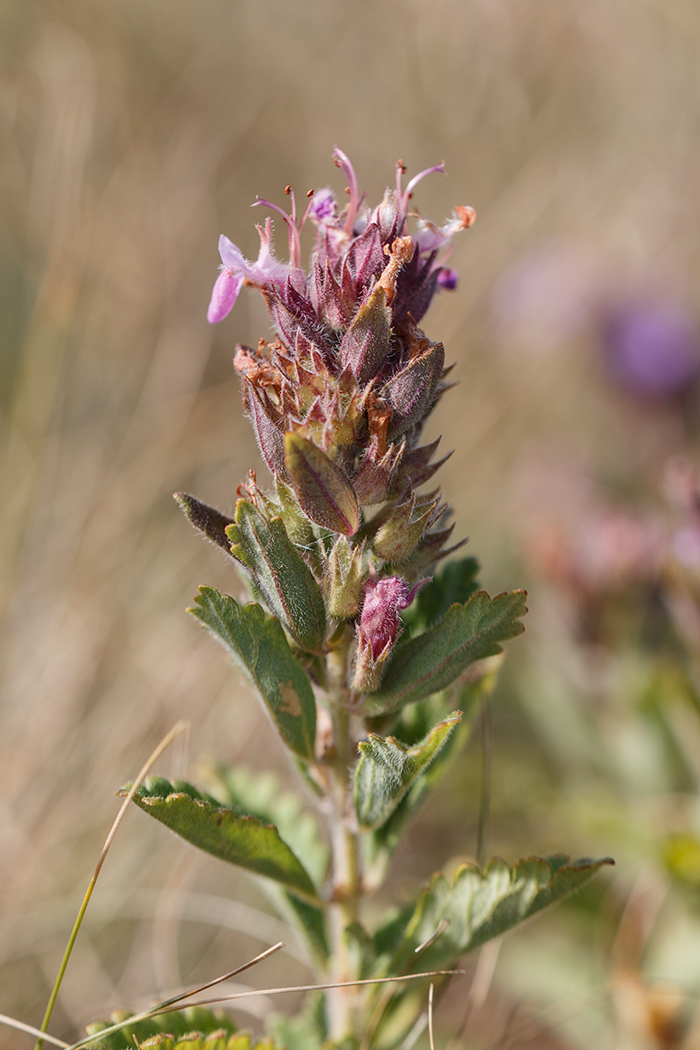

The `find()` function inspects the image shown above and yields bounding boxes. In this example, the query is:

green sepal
[125,776,320,902]
[325,534,364,618]
[284,432,359,536]
[189,587,317,760]
[353,712,462,830]
[373,854,614,977]
[401,556,480,633]
[226,500,326,654]
[83,1006,236,1050]
[364,590,528,714]
[373,492,440,564]
[275,478,317,549]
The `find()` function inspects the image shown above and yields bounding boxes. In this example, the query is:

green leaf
[226,500,326,654]
[401,556,480,632]
[274,891,330,965]
[374,855,614,977]
[353,712,462,830]
[268,992,327,1050]
[365,590,528,714]
[190,587,317,760]
[363,672,495,879]
[207,766,328,886]
[126,776,320,902]
[83,1006,236,1050]
[206,765,329,963]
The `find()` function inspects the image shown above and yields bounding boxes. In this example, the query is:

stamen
[284,184,297,225]
[333,147,359,236]
[397,162,447,225]
[253,196,302,270]
[299,189,318,232]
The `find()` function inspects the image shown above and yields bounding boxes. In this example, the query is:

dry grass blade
[149,942,285,1013]
[34,721,189,1050]
[0,1014,69,1049]
[428,984,435,1050]
[414,918,450,955]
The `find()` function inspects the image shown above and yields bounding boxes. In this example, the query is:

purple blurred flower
[436,267,459,291]
[358,576,412,660]
[602,299,700,397]
[491,242,597,353]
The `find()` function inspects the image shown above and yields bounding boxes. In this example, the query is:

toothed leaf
[363,670,498,879]
[206,766,329,962]
[190,587,316,760]
[401,556,481,632]
[375,855,614,976]
[365,590,528,714]
[125,776,319,901]
[354,712,462,830]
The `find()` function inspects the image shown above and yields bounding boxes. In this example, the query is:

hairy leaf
[126,776,319,902]
[208,766,328,885]
[374,855,614,977]
[401,556,480,632]
[363,672,496,880]
[190,587,316,760]
[227,500,326,653]
[354,713,462,830]
[174,493,235,555]
[365,590,528,714]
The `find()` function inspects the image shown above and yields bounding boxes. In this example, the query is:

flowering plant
[87,151,611,1050]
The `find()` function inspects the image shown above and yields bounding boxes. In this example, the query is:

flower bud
[352,576,412,691]
[338,284,393,387]
[381,339,445,440]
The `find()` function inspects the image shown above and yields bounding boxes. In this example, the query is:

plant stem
[325,638,363,1042]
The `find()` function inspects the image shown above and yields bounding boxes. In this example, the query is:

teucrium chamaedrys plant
[102,150,612,1050]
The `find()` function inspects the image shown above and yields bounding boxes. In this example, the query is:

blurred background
[3,0,700,1047]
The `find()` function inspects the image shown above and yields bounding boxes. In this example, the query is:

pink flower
[207,224,294,324]
[358,576,413,660]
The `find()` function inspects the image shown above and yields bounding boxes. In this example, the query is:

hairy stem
[325,638,363,1042]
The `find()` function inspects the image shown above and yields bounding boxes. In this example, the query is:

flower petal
[207,269,245,324]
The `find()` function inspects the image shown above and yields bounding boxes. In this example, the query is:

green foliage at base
[83,1006,237,1050]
